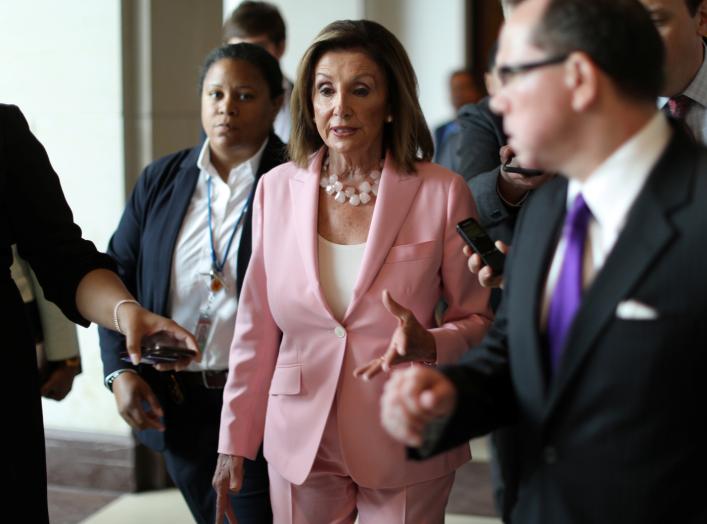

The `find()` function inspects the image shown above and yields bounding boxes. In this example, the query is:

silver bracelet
[113,299,140,334]
[104,369,138,392]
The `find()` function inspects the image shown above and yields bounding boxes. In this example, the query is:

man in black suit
[381,0,707,522]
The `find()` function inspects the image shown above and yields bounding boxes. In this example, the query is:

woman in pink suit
[213,19,492,524]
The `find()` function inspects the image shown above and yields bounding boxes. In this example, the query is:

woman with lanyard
[98,43,287,524]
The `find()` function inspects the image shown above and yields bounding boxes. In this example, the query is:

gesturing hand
[353,290,436,381]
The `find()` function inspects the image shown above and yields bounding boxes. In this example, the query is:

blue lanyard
[207,175,255,274]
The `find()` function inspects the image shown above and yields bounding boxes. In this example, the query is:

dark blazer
[99,134,287,380]
[423,128,707,523]
[0,104,114,524]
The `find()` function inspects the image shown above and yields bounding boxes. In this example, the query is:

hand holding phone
[120,331,197,365]
[456,218,505,275]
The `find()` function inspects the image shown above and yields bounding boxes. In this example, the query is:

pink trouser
[268,399,455,524]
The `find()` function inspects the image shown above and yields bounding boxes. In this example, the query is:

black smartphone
[503,158,544,177]
[456,217,505,274]
[120,332,197,365]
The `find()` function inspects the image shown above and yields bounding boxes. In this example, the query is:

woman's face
[312,50,389,159]
[201,58,280,160]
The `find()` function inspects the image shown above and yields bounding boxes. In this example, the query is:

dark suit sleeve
[456,100,504,181]
[468,167,516,245]
[98,165,154,376]
[2,105,114,326]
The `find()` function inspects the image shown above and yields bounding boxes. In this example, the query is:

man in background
[433,69,483,170]
[641,0,707,143]
[224,1,293,143]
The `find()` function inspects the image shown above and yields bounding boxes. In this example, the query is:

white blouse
[318,235,366,321]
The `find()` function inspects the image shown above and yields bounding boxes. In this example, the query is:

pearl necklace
[319,156,382,206]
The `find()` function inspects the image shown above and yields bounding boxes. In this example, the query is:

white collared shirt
[658,44,707,145]
[168,138,267,371]
[540,112,672,327]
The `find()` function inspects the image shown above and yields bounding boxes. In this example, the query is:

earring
[385,115,393,123]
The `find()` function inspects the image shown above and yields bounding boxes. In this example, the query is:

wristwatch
[105,369,138,392]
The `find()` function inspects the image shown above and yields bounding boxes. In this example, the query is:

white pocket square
[615,300,659,320]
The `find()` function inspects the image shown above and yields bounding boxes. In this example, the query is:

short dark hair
[198,43,284,100]
[686,0,702,15]
[531,0,664,102]
[223,1,286,45]
[289,20,433,173]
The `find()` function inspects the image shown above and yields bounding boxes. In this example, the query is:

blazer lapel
[342,154,422,320]
[153,146,200,315]
[289,149,335,317]
[512,176,567,415]
[545,132,694,417]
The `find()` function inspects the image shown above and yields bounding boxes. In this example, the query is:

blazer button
[334,325,346,338]
[543,446,558,464]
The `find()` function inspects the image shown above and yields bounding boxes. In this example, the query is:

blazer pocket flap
[385,240,437,264]
[269,365,301,395]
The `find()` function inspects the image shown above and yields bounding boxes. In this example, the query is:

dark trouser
[154,374,271,524]
[490,426,520,524]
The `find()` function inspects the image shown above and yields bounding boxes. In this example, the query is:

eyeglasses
[496,55,569,87]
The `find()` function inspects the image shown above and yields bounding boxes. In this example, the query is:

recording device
[503,157,544,177]
[120,331,197,365]
[456,217,505,275]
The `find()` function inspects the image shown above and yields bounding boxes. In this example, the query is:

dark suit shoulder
[138,145,200,186]
[457,97,506,181]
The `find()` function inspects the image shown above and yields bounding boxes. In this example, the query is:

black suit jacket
[426,128,707,523]
[1,104,115,523]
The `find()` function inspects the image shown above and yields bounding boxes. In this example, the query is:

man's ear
[565,52,598,112]
[697,0,707,37]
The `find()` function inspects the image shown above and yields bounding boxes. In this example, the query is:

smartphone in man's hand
[456,217,505,275]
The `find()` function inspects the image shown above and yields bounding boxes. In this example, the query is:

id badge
[194,311,212,352]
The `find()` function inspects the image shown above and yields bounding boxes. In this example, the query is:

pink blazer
[219,149,492,489]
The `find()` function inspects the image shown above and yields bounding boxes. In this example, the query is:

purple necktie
[546,193,592,373]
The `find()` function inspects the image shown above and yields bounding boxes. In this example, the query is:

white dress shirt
[168,139,267,371]
[540,113,672,327]
[318,236,366,321]
[658,43,707,145]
